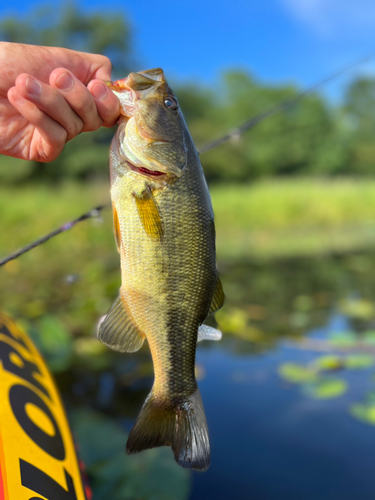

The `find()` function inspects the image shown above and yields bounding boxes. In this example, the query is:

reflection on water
[39,252,375,498]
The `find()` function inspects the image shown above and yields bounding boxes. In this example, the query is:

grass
[211,178,375,258]
[0,181,117,336]
[2,177,375,275]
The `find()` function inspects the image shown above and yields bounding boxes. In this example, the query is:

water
[192,336,375,499]
[53,251,375,499]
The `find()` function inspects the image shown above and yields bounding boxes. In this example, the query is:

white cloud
[282,0,375,36]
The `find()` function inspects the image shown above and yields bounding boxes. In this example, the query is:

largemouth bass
[99,68,224,471]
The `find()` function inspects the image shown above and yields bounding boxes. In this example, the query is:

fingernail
[26,77,42,97]
[91,82,108,100]
[56,72,74,91]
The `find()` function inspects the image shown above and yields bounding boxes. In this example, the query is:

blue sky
[1,0,375,99]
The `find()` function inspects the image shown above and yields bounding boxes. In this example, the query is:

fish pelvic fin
[98,296,145,353]
[208,276,225,315]
[126,388,210,471]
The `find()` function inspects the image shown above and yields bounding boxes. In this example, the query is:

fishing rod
[1,53,374,267]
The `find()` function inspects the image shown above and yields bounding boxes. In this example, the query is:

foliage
[0,4,131,75]
[5,180,375,358]
[185,71,348,183]
[212,178,375,258]
[5,179,375,351]
[1,5,375,186]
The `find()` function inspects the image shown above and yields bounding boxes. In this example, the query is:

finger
[49,68,103,132]
[88,55,113,82]
[15,73,84,141]
[87,79,120,128]
[7,87,67,162]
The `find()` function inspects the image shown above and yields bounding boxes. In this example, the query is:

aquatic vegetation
[70,409,190,500]
[278,363,318,384]
[350,403,375,426]
[345,354,375,369]
[279,352,375,401]
[301,379,348,399]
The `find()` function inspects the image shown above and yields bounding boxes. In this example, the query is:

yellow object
[0,312,86,500]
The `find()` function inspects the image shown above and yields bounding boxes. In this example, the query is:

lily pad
[302,378,347,399]
[345,354,375,370]
[278,363,317,384]
[312,355,343,371]
[328,331,356,347]
[350,404,375,426]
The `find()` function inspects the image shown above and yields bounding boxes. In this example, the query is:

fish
[99,68,224,471]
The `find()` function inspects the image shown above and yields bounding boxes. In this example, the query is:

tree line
[1,5,375,185]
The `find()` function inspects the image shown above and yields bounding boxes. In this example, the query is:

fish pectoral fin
[133,187,164,240]
[208,276,225,315]
[198,324,222,342]
[112,204,121,252]
[98,296,145,353]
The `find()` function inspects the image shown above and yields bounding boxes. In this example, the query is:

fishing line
[0,206,107,267]
[198,53,375,154]
[1,53,374,267]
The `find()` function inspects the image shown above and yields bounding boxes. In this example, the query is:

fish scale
[112,149,216,398]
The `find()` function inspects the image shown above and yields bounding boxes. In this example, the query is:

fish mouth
[126,161,167,178]
[107,70,165,118]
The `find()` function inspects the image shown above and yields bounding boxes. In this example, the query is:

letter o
[9,384,65,461]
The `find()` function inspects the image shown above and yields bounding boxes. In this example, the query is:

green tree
[344,78,375,175]
[0,4,133,184]
[180,70,346,183]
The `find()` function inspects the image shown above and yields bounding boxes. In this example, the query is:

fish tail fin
[126,388,210,471]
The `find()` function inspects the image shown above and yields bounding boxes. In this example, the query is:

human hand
[0,42,120,162]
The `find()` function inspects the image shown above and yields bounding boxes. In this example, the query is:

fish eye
[164,96,178,110]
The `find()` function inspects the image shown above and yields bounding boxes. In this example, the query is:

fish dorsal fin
[99,296,145,353]
[113,204,121,252]
[133,188,164,240]
[209,277,225,315]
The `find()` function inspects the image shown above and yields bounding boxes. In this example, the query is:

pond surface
[192,323,375,500]
[47,252,375,499]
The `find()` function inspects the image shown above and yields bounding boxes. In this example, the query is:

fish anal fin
[198,324,222,342]
[126,389,210,471]
[113,204,121,252]
[209,277,225,315]
[133,187,164,240]
[99,296,145,353]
